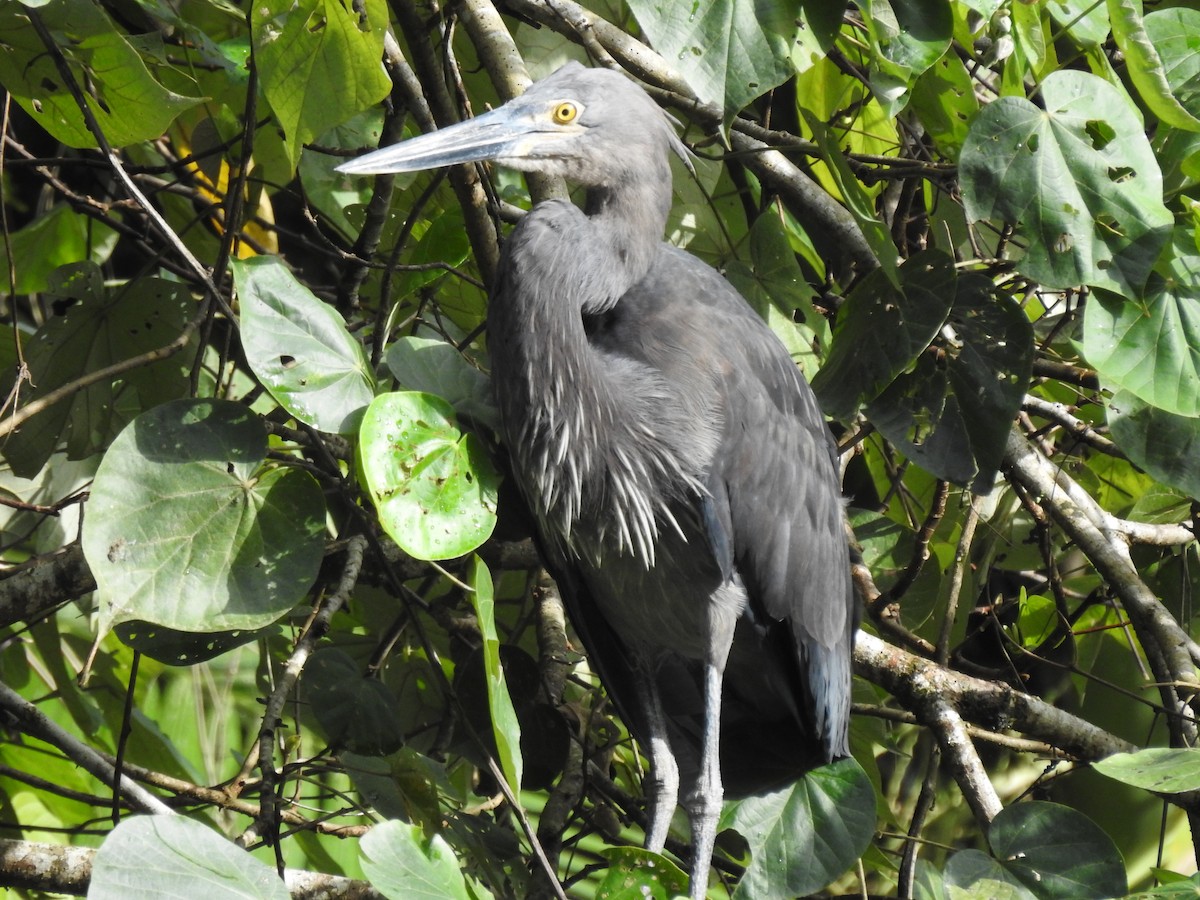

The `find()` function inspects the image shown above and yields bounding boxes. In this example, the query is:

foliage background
[1,0,1199,897]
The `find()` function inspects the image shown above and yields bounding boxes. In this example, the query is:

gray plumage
[338,62,857,898]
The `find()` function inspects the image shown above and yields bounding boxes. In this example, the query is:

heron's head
[336,62,689,187]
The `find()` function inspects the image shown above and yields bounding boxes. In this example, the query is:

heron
[338,62,858,897]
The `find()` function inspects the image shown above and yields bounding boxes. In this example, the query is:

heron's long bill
[335,103,557,175]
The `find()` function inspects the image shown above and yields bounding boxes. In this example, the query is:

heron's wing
[649,247,857,758]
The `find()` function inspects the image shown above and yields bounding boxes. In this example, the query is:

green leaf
[960,70,1173,294]
[0,205,115,297]
[358,392,499,560]
[391,210,474,301]
[813,249,956,419]
[344,749,457,827]
[944,274,1034,490]
[1013,593,1058,651]
[385,336,497,431]
[233,255,375,434]
[723,214,828,377]
[89,816,291,900]
[307,648,405,755]
[725,757,875,899]
[359,819,477,900]
[910,52,980,161]
[1094,748,1200,794]
[858,0,953,113]
[251,0,392,169]
[625,0,794,118]
[114,621,270,666]
[0,0,204,149]
[1107,0,1200,133]
[465,557,522,796]
[2,263,191,478]
[867,354,976,485]
[595,847,688,899]
[1123,873,1200,897]
[1107,391,1200,500]
[804,111,901,278]
[82,398,326,634]
[1144,9,1200,120]
[945,850,1037,900]
[1047,0,1113,48]
[988,801,1127,899]
[1082,241,1200,418]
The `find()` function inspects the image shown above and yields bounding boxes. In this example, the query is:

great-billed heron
[338,61,858,898]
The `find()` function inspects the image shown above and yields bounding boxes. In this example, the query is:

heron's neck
[583,168,672,291]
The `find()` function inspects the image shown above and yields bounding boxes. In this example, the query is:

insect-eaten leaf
[233,255,375,434]
[359,392,499,561]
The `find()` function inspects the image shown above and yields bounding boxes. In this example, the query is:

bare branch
[0,681,174,816]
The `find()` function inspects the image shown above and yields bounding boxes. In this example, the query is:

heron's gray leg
[635,673,679,853]
[683,661,724,900]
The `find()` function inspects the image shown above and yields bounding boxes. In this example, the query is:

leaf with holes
[250,0,392,169]
[595,848,688,899]
[813,249,956,420]
[234,256,375,434]
[961,70,1173,295]
[82,399,326,636]
[358,392,498,560]
[0,0,204,150]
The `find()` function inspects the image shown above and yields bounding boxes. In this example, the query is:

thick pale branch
[854,632,1136,761]
[457,0,567,203]
[927,700,1002,825]
[0,838,384,898]
[1002,428,1198,746]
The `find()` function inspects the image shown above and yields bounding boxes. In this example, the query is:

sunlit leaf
[945,850,1036,899]
[385,336,497,431]
[626,0,794,118]
[0,0,204,149]
[234,255,375,434]
[1107,0,1200,133]
[358,392,498,560]
[465,556,522,796]
[1082,241,1200,418]
[250,0,392,169]
[595,847,688,899]
[961,70,1173,294]
[1094,748,1200,794]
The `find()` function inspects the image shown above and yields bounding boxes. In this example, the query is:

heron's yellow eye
[552,102,579,125]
